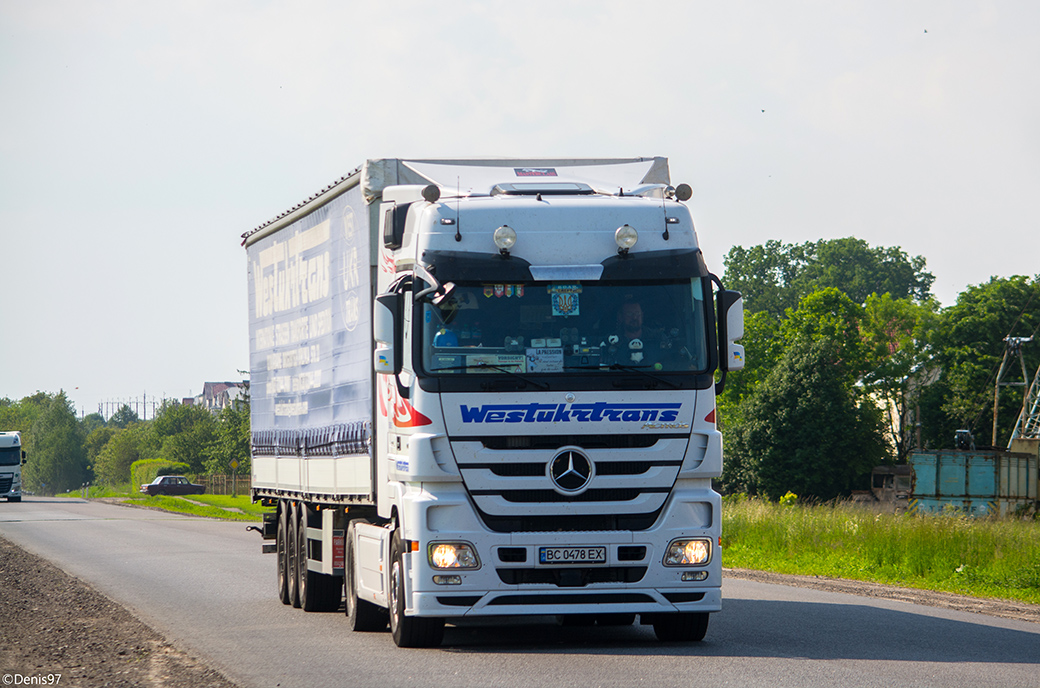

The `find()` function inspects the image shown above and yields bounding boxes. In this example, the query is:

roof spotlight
[494,225,517,254]
[615,224,638,255]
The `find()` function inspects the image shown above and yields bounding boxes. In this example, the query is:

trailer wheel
[276,502,290,605]
[296,503,341,612]
[650,612,709,642]
[288,502,302,607]
[388,529,444,648]
[345,521,388,631]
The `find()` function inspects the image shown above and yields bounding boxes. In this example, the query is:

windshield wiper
[431,363,550,390]
[566,363,679,389]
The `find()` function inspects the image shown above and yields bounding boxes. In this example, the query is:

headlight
[663,538,712,566]
[493,225,517,252]
[428,542,480,569]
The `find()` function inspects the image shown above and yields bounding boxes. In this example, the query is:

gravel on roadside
[0,535,238,688]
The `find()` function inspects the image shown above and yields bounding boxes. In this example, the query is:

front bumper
[401,480,722,618]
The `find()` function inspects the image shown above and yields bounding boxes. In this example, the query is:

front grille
[473,487,668,503]
[497,566,647,585]
[452,436,688,533]
[477,508,664,533]
[0,477,12,494]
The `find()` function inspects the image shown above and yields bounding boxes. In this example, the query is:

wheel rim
[389,559,401,631]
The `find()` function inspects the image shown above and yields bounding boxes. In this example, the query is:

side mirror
[374,292,403,375]
[714,288,744,394]
[21,450,27,465]
[720,290,745,372]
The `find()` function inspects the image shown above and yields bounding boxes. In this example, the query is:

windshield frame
[414,276,718,393]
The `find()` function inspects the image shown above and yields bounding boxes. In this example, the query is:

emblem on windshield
[548,449,594,494]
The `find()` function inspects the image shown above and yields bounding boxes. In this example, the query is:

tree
[152,401,218,474]
[723,238,934,318]
[723,338,888,501]
[92,423,157,486]
[925,275,1040,448]
[22,391,88,495]
[207,396,251,474]
[859,293,941,461]
[109,404,140,428]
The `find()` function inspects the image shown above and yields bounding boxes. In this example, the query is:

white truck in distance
[0,431,27,502]
[243,158,744,647]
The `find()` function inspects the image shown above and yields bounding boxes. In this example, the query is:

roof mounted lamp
[494,225,517,256]
[615,224,638,256]
[675,183,693,201]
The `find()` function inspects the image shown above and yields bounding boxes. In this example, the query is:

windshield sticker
[484,285,493,298]
[505,285,514,297]
[494,284,505,298]
[465,354,526,372]
[551,292,579,317]
[527,348,564,373]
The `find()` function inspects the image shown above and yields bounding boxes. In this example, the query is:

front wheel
[388,529,444,648]
[345,521,388,631]
[651,612,709,642]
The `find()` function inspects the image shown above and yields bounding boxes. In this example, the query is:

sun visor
[378,158,669,198]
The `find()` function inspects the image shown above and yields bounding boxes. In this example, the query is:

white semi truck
[243,158,744,647]
[0,431,27,502]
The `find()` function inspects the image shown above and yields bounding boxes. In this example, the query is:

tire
[651,612,709,642]
[276,502,290,605]
[287,503,301,608]
[296,503,341,612]
[388,529,444,648]
[345,522,388,631]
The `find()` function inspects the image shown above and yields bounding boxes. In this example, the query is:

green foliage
[206,396,251,474]
[724,337,887,500]
[929,275,1040,447]
[124,494,267,521]
[92,423,158,485]
[108,404,140,428]
[130,458,191,488]
[723,498,1040,605]
[152,401,218,473]
[22,391,88,495]
[724,237,934,318]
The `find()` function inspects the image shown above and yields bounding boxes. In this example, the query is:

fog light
[429,542,480,569]
[682,570,709,582]
[664,538,711,566]
[433,575,462,585]
[493,225,517,253]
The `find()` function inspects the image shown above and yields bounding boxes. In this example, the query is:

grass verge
[122,494,271,521]
[722,495,1040,605]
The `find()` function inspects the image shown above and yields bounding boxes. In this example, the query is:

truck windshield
[0,446,20,466]
[420,279,710,377]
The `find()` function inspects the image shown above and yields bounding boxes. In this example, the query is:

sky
[1,1,1038,418]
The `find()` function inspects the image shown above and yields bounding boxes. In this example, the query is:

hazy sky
[2,1,1038,418]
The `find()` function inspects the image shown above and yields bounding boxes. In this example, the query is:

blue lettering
[459,403,683,423]
[460,405,488,423]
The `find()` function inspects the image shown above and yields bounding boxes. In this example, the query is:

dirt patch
[724,567,1040,624]
[0,535,237,688]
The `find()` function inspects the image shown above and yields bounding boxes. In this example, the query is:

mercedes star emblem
[549,449,594,494]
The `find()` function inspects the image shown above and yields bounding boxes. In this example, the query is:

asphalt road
[1,496,1038,688]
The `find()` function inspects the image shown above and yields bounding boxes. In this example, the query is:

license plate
[538,546,607,565]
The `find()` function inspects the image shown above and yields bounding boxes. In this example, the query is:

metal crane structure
[992,336,1032,447]
[1008,360,1040,447]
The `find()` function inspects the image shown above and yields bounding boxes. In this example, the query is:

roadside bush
[130,459,191,489]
